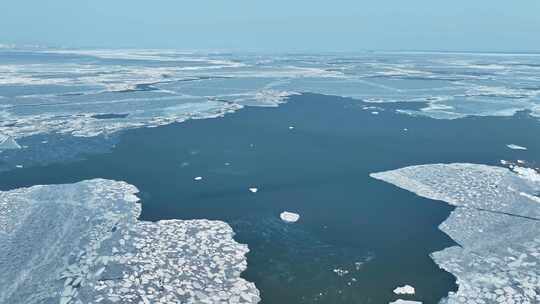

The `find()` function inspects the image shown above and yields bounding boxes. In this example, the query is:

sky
[1,0,539,52]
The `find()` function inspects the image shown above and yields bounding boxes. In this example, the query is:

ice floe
[0,179,260,304]
[249,187,258,193]
[2,48,540,169]
[0,134,21,150]
[507,144,528,150]
[194,176,203,181]
[371,163,540,304]
[389,300,422,304]
[393,285,415,295]
[280,211,300,223]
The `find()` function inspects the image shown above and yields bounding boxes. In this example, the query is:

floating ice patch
[393,285,415,295]
[194,176,203,181]
[371,163,540,304]
[0,179,260,304]
[0,134,21,150]
[249,187,258,193]
[507,144,528,150]
[280,211,300,223]
[511,165,540,183]
[389,300,422,304]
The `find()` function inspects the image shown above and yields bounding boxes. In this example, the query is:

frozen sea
[1,48,540,304]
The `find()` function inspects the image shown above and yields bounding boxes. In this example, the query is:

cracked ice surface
[370,163,540,304]
[0,179,259,304]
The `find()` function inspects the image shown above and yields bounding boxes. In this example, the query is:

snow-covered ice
[249,187,258,193]
[371,163,540,304]
[280,211,300,223]
[393,285,415,295]
[0,179,260,304]
[194,176,203,181]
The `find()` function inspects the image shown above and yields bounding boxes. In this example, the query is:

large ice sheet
[1,49,540,140]
[1,49,540,168]
[0,179,260,304]
[371,163,540,304]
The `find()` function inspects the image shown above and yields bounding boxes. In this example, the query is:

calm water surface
[2,93,539,303]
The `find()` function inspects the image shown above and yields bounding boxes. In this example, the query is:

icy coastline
[0,179,260,304]
[371,163,540,303]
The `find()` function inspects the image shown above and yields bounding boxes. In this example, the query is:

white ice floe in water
[249,187,258,193]
[507,144,528,150]
[194,176,203,181]
[1,49,540,168]
[389,300,422,304]
[0,179,260,304]
[371,163,540,304]
[280,211,300,223]
[0,134,21,150]
[393,285,415,295]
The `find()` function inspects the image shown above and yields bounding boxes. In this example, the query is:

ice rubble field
[1,48,540,171]
[1,49,540,144]
[0,179,259,304]
[371,163,540,304]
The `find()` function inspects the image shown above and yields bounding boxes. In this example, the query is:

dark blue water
[2,93,539,303]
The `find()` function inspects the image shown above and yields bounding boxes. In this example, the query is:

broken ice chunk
[249,188,258,193]
[280,211,300,223]
[393,285,415,295]
[194,176,203,181]
[389,300,422,304]
[507,144,527,150]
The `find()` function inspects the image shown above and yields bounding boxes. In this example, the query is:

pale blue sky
[1,0,539,52]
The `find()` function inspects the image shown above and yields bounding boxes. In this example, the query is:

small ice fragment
[224,162,230,166]
[389,300,422,304]
[289,126,295,130]
[403,128,408,131]
[280,211,300,223]
[249,188,258,193]
[371,111,379,115]
[15,165,23,168]
[194,176,203,181]
[517,160,525,164]
[507,144,527,150]
[393,285,415,295]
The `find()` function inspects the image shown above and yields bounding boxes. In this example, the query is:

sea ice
[507,144,528,150]
[393,285,415,295]
[249,187,258,193]
[389,300,422,304]
[194,176,203,181]
[280,211,300,223]
[371,163,540,304]
[0,134,21,150]
[0,179,260,304]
